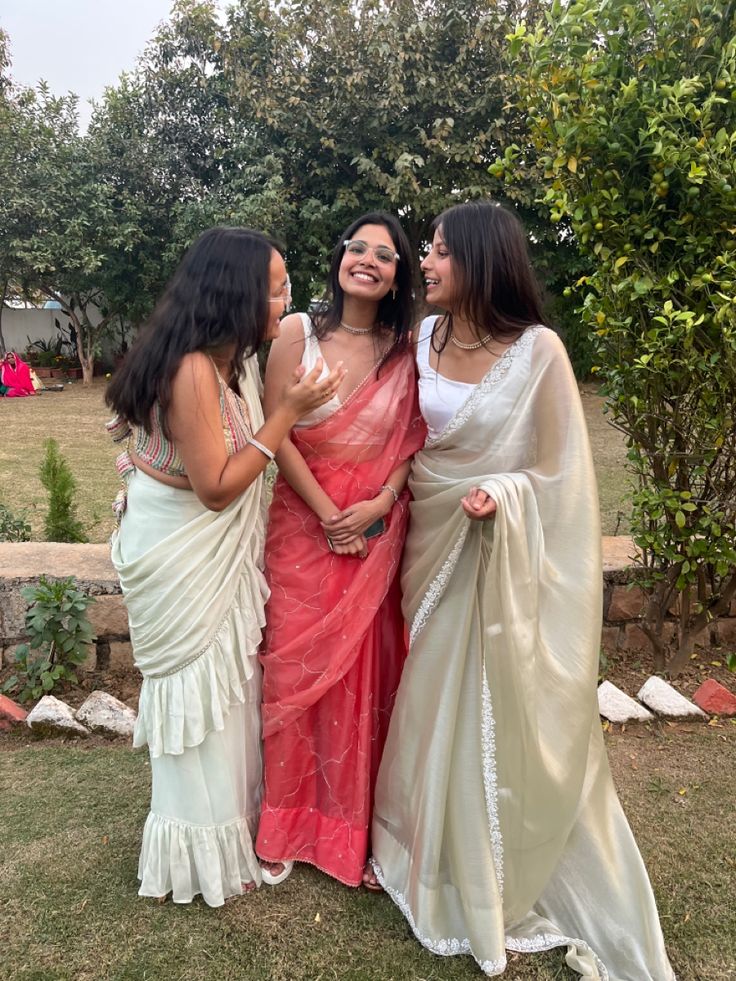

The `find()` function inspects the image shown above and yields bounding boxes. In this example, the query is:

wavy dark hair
[313,211,415,362]
[430,200,548,352]
[106,226,277,434]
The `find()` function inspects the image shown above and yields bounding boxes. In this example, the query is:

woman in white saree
[371,202,675,979]
[105,227,345,906]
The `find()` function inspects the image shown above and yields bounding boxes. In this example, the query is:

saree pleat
[372,328,674,979]
[257,351,426,885]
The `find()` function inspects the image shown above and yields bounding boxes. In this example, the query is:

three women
[111,207,673,979]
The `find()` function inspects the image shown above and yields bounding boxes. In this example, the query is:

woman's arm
[169,350,342,511]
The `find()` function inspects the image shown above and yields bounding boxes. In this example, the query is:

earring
[391,288,397,300]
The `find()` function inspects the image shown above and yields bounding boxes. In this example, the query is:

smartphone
[363,517,386,539]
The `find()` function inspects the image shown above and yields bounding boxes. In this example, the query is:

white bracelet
[380,483,399,504]
[248,436,275,462]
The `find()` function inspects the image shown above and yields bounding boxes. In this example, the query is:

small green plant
[2,576,96,703]
[0,503,31,542]
[40,438,87,543]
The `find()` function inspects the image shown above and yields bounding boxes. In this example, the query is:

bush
[40,438,87,543]
[503,0,736,674]
[2,576,96,703]
[0,503,31,542]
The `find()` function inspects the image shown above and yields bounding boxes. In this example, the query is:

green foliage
[0,503,31,542]
[504,0,736,673]
[1,1,583,370]
[39,439,87,543]
[1,576,95,703]
[225,0,551,304]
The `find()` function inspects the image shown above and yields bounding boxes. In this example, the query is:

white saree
[111,357,269,905]
[372,327,674,979]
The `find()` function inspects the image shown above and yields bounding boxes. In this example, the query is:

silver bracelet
[380,483,399,504]
[248,436,275,462]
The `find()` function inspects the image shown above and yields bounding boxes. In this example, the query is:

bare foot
[362,862,383,892]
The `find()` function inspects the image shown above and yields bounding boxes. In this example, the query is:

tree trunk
[80,354,95,385]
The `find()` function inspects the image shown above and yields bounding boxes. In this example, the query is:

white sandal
[261,860,294,886]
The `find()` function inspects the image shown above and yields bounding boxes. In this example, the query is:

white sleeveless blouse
[293,313,341,428]
[416,315,476,440]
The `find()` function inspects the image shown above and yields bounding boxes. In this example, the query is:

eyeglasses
[343,240,399,265]
[269,276,292,311]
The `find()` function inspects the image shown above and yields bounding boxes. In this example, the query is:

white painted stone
[598,680,655,723]
[26,695,89,737]
[637,676,708,719]
[75,690,136,739]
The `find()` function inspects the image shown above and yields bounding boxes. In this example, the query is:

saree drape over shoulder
[372,328,674,979]
[256,349,426,886]
[111,357,269,906]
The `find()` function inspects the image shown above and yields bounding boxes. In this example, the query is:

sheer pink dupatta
[261,349,426,739]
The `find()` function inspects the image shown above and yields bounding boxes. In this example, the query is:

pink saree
[256,349,426,886]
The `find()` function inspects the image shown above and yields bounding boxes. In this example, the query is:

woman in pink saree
[256,213,425,889]
[1,353,36,397]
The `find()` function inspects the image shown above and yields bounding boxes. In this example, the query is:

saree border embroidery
[425,326,544,450]
[505,934,609,980]
[408,525,468,646]
[480,680,611,979]
[370,860,507,975]
[372,855,610,979]
[481,672,505,894]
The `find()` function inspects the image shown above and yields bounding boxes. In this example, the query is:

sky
[2,0,223,131]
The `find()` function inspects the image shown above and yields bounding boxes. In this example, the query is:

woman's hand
[461,487,497,521]
[280,358,346,420]
[321,499,385,544]
[329,533,369,558]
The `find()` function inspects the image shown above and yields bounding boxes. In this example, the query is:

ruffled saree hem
[138,810,262,907]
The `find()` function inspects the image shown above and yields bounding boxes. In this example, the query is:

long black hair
[313,211,415,361]
[430,200,548,351]
[106,226,277,433]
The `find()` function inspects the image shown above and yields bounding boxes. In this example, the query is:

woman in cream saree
[372,202,674,979]
[106,227,344,905]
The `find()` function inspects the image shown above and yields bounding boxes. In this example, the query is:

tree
[224,0,551,304]
[504,0,736,673]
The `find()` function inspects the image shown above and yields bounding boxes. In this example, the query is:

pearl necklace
[340,320,373,334]
[449,330,492,351]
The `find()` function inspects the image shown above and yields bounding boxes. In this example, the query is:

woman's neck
[444,312,486,345]
[340,297,380,331]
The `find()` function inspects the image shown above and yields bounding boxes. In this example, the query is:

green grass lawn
[0,379,630,542]
[1,723,734,981]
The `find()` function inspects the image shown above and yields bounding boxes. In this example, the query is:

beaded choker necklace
[340,320,373,334]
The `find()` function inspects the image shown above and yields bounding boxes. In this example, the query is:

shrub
[0,503,31,542]
[503,0,736,673]
[39,438,87,543]
[2,576,96,703]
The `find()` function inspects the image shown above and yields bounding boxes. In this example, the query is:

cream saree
[372,327,674,979]
[111,357,269,905]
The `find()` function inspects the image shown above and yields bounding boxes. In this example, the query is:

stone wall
[600,537,736,652]
[2,539,734,674]
[0,543,133,675]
